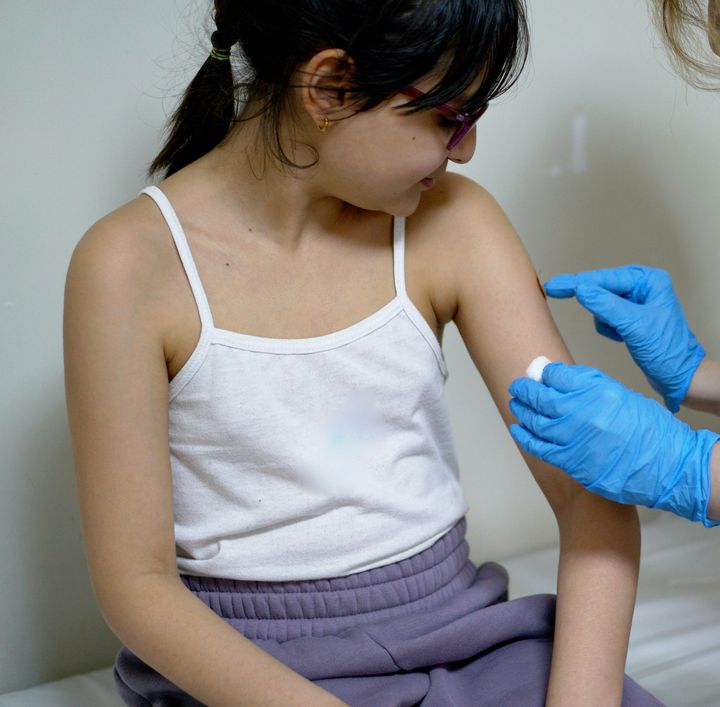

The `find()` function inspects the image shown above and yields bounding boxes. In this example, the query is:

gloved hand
[544,265,706,412]
[508,362,720,527]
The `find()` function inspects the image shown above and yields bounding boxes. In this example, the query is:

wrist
[706,440,720,522]
[651,423,720,526]
[662,344,706,413]
[684,357,720,415]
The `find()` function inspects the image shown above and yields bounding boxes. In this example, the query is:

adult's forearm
[100,573,347,707]
[685,357,720,415]
[685,355,720,523]
[545,495,640,707]
[707,442,720,521]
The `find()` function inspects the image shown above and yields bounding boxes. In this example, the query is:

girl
[63,1,663,705]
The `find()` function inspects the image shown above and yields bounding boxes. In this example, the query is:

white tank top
[142,186,468,582]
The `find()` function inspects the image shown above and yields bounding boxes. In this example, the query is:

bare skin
[685,357,720,519]
[709,0,720,53]
[709,445,720,520]
[65,50,640,706]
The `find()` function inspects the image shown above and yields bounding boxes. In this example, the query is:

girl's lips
[421,177,435,188]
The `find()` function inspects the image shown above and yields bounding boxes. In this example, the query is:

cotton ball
[526,356,553,383]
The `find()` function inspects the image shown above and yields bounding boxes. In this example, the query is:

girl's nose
[448,127,477,164]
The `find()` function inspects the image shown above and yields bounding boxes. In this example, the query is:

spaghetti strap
[392,215,408,300]
[140,186,214,331]
[392,216,449,378]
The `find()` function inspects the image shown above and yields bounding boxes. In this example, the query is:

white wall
[1,0,718,694]
[0,0,205,693]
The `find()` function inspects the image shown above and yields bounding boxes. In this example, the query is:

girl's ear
[298,48,355,128]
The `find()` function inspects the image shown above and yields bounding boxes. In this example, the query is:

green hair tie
[210,47,231,61]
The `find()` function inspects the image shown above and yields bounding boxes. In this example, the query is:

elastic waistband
[180,518,477,640]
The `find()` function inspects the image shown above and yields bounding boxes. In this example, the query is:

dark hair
[651,0,720,89]
[149,0,529,178]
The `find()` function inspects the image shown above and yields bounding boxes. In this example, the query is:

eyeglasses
[399,86,489,151]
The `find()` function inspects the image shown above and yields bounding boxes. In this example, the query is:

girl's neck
[171,121,356,252]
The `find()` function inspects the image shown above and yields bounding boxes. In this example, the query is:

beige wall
[1,0,718,694]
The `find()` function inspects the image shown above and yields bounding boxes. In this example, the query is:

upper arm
[450,178,571,390]
[424,174,585,514]
[63,212,178,615]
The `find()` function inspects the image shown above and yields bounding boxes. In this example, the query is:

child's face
[315,76,481,217]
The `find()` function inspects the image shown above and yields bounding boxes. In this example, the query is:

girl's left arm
[422,174,639,706]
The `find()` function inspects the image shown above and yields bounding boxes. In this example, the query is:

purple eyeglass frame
[399,86,488,150]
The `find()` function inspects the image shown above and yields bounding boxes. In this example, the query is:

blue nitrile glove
[544,265,706,412]
[508,362,720,527]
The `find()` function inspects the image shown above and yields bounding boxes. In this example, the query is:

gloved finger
[594,317,624,342]
[540,362,604,395]
[543,273,579,298]
[509,423,562,465]
[508,377,565,418]
[633,265,670,301]
[575,283,639,333]
[547,265,658,304]
[572,266,650,298]
[508,398,564,443]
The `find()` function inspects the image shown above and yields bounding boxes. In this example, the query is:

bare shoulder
[407,172,530,326]
[410,172,505,231]
[67,195,170,305]
[65,193,185,351]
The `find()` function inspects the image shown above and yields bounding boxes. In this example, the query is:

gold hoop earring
[318,115,330,133]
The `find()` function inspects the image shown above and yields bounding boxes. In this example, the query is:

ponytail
[148,11,237,177]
